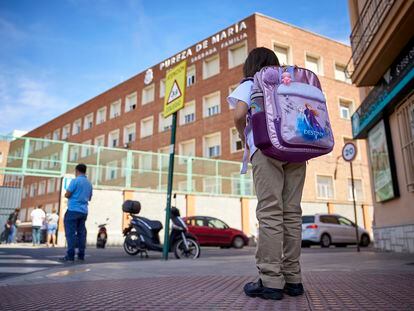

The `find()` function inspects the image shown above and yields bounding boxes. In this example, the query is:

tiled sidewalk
[1,271,414,310]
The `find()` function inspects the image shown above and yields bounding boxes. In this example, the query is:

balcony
[347,0,414,86]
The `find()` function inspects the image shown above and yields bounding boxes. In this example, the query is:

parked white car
[301,214,371,248]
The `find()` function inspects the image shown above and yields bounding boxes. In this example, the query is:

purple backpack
[241,66,334,173]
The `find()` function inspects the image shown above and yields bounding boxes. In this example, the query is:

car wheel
[232,236,245,249]
[320,234,331,248]
[360,234,370,247]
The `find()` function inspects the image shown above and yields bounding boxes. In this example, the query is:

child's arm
[233,100,249,145]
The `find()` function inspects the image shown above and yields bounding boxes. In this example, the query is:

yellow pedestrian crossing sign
[163,61,187,117]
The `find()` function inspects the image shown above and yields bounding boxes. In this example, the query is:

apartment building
[7,13,373,234]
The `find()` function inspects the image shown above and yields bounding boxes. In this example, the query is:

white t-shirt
[47,213,59,226]
[31,209,46,227]
[227,80,257,159]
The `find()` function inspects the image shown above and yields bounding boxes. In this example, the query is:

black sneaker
[284,283,304,296]
[244,279,284,300]
[58,256,75,263]
[77,256,85,261]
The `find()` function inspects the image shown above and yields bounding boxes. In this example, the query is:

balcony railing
[346,0,395,77]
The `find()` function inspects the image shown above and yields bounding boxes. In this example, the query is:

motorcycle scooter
[122,200,200,259]
[96,218,109,248]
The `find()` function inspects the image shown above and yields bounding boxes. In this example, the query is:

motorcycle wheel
[123,232,140,256]
[174,238,200,259]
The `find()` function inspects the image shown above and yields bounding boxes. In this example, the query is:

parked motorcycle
[96,218,109,248]
[122,200,200,259]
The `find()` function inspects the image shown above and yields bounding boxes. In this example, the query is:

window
[338,216,354,226]
[84,113,93,130]
[69,146,79,162]
[52,129,60,140]
[178,180,196,192]
[203,54,220,79]
[140,116,154,138]
[203,132,221,158]
[62,124,70,140]
[81,140,92,158]
[207,218,228,229]
[230,128,243,152]
[110,100,121,119]
[228,41,247,68]
[203,92,221,118]
[334,63,351,83]
[231,172,254,196]
[305,54,322,74]
[125,92,137,112]
[72,119,81,135]
[159,113,172,132]
[187,65,196,86]
[348,179,364,201]
[138,154,153,172]
[228,85,238,109]
[38,180,46,196]
[158,146,170,169]
[47,178,55,193]
[160,79,166,98]
[108,130,120,147]
[105,161,118,180]
[123,123,136,144]
[95,135,105,147]
[29,183,37,197]
[179,139,195,164]
[339,98,353,119]
[273,43,291,66]
[319,215,339,224]
[397,94,414,192]
[179,101,195,125]
[302,216,315,224]
[96,107,107,124]
[142,84,155,105]
[203,177,221,193]
[316,175,334,199]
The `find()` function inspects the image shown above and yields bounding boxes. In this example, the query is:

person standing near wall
[6,208,20,244]
[60,163,92,262]
[31,205,45,246]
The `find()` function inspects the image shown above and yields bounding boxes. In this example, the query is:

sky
[0,0,351,134]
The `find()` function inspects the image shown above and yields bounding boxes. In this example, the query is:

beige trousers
[252,150,306,289]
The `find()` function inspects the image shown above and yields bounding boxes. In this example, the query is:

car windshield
[302,216,315,223]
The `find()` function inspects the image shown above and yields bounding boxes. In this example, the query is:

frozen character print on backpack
[297,103,325,141]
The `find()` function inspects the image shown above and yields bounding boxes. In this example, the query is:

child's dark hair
[76,163,87,174]
[243,47,280,78]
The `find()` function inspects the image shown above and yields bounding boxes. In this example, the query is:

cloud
[0,71,70,134]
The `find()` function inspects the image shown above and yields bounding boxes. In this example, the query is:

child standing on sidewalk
[227,47,306,300]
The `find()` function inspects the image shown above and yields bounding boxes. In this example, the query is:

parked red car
[183,216,249,248]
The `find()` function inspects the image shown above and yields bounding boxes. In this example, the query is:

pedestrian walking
[228,47,306,300]
[60,163,92,262]
[31,205,46,246]
[6,208,20,244]
[46,208,59,247]
[40,206,48,244]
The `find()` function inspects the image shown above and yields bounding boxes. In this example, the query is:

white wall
[195,196,242,230]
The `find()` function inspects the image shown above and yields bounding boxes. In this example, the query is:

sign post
[162,61,187,260]
[342,142,360,252]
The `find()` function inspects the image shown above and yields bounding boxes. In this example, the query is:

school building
[348,1,414,252]
[3,13,374,245]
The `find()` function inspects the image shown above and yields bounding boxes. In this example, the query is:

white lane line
[0,259,62,265]
[0,255,32,259]
[0,267,46,273]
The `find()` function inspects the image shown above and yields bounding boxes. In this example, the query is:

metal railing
[0,135,255,198]
[345,0,395,77]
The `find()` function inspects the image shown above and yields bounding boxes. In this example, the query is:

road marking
[0,259,62,265]
[0,255,32,259]
[47,268,91,277]
[0,267,46,273]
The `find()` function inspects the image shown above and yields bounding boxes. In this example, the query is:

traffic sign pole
[162,111,177,260]
[342,142,360,253]
[350,161,361,252]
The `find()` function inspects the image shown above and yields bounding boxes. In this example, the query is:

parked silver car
[301,214,371,248]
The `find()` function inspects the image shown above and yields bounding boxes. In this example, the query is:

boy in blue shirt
[60,163,93,262]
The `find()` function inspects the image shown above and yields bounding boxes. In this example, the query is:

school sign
[163,61,187,118]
